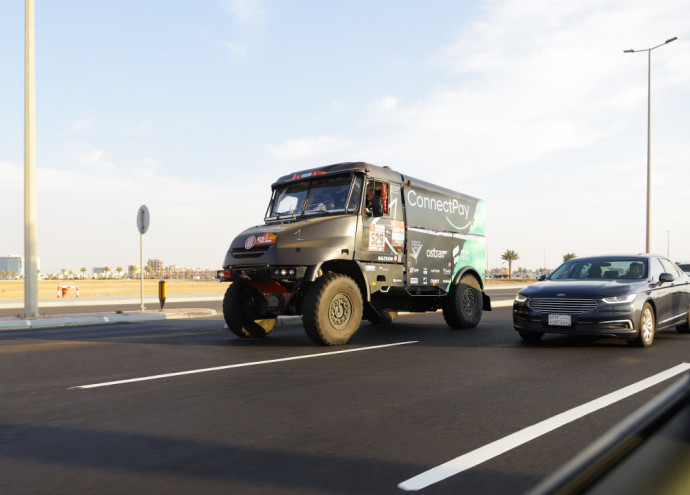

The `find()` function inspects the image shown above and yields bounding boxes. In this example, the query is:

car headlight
[601,294,637,304]
[515,293,528,303]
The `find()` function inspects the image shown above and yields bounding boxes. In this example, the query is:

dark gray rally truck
[217,162,490,345]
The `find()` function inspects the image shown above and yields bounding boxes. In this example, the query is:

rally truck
[217,161,490,345]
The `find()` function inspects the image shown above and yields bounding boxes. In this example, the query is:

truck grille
[232,246,269,259]
[528,298,598,314]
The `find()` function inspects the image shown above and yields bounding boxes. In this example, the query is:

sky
[1,0,690,275]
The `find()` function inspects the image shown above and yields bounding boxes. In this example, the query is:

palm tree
[61,268,67,280]
[145,265,153,279]
[0,270,5,280]
[104,266,112,279]
[116,267,123,279]
[501,249,520,279]
[563,253,577,262]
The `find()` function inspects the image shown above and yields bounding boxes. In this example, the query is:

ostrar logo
[426,248,448,258]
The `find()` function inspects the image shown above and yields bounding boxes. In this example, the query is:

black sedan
[513,254,690,347]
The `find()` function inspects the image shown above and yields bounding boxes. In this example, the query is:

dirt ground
[0,280,227,300]
[0,276,528,300]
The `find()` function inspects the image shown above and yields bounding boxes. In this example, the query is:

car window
[650,258,665,281]
[660,258,681,278]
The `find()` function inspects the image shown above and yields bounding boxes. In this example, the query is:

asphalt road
[0,292,688,494]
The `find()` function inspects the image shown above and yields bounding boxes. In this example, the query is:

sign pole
[136,205,150,312]
[140,232,144,311]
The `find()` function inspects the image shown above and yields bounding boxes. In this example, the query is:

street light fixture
[624,36,677,253]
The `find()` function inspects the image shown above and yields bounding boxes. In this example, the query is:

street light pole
[624,36,677,254]
[24,0,38,317]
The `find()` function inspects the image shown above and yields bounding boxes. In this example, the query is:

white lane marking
[71,341,418,390]
[399,361,690,491]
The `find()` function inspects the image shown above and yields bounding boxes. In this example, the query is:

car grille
[528,298,598,314]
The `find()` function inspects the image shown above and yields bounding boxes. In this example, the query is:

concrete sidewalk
[0,307,218,331]
[0,294,222,310]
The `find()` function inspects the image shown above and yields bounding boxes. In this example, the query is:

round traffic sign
[137,205,150,234]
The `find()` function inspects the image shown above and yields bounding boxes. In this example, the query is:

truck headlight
[272,267,297,279]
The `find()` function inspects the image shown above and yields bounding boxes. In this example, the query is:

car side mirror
[659,272,675,284]
[537,274,547,281]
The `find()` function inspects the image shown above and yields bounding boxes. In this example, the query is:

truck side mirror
[371,196,384,217]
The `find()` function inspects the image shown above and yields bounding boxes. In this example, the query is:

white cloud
[66,117,94,135]
[372,95,399,113]
[220,0,265,28]
[223,42,249,62]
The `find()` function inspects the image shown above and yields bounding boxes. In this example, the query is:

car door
[660,258,690,325]
[649,257,675,328]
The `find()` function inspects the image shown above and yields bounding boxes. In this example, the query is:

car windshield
[550,258,647,280]
[266,174,360,220]
[677,263,690,273]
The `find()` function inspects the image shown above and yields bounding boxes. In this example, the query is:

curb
[0,308,217,332]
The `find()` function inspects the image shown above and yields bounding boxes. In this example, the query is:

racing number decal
[368,223,385,252]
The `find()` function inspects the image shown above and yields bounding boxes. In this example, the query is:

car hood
[520,280,643,298]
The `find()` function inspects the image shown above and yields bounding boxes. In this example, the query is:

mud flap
[482,292,492,311]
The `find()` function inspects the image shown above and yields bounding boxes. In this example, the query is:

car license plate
[548,314,572,326]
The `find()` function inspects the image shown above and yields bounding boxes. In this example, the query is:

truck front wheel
[442,281,482,329]
[223,283,276,339]
[303,273,363,345]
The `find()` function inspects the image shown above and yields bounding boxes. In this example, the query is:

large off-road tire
[442,276,483,329]
[366,309,398,325]
[633,302,655,347]
[222,283,276,339]
[303,273,363,346]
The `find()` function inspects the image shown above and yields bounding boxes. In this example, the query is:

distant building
[147,259,164,271]
[0,255,40,278]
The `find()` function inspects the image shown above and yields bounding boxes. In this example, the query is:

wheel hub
[329,294,352,330]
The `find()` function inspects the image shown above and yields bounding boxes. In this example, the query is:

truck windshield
[266,174,361,221]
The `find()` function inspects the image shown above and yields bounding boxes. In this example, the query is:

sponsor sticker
[256,233,277,245]
[368,223,386,252]
[244,236,256,250]
[391,220,405,247]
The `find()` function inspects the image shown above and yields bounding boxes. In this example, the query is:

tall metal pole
[646,49,651,253]
[24,0,39,317]
[624,36,677,254]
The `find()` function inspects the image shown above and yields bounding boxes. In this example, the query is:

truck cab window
[364,181,389,217]
[347,175,363,213]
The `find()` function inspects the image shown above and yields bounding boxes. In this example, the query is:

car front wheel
[634,302,655,347]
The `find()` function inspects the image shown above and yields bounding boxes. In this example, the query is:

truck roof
[272,162,402,186]
[271,161,482,204]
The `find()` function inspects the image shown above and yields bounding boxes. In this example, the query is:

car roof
[567,254,661,262]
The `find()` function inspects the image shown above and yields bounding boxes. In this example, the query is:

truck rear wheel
[223,283,276,339]
[442,280,482,329]
[303,273,363,345]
